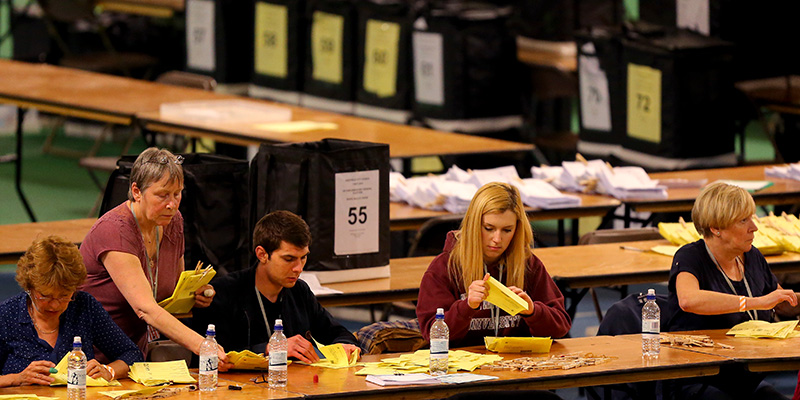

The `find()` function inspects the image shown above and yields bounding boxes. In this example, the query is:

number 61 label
[335,170,380,255]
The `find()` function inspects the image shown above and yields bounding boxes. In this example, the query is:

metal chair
[578,227,663,322]
[145,339,192,366]
[407,214,464,258]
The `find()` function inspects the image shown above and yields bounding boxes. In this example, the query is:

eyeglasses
[144,154,184,165]
[28,290,76,304]
[251,374,268,384]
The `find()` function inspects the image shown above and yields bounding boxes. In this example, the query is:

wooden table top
[96,0,184,17]
[137,110,533,159]
[735,76,800,106]
[619,329,800,373]
[219,336,724,400]
[627,165,800,213]
[0,218,97,265]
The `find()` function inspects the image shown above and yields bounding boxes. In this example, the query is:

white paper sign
[412,31,444,106]
[579,55,612,132]
[335,170,380,255]
[677,0,709,36]
[186,0,216,71]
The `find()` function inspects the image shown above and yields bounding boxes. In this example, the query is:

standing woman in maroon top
[80,148,228,366]
[416,182,571,348]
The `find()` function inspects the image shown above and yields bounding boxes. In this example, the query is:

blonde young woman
[416,182,571,347]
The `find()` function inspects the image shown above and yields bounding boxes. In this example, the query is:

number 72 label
[627,63,662,144]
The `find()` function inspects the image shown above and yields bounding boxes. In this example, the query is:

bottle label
[199,355,218,375]
[642,319,660,334]
[430,339,448,357]
[67,367,86,389]
[270,350,288,371]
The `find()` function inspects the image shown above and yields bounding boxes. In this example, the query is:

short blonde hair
[128,147,184,201]
[16,236,87,292]
[449,182,533,291]
[692,181,756,237]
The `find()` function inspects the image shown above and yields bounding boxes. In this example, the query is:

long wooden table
[0,218,98,265]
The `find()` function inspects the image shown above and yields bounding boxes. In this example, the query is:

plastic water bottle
[642,289,661,358]
[198,324,219,391]
[429,308,449,376]
[67,336,86,400]
[268,319,288,388]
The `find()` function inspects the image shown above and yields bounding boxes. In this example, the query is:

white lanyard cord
[704,242,756,320]
[255,284,278,338]
[484,263,504,337]
[130,205,160,300]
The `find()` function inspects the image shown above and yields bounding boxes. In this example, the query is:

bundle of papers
[157,263,216,314]
[391,165,579,211]
[0,396,59,400]
[50,353,118,387]
[128,360,195,386]
[356,350,502,376]
[227,350,270,370]
[484,337,552,353]
[726,320,800,339]
[595,166,667,200]
[766,163,800,181]
[307,341,360,369]
[365,372,498,386]
[659,216,784,255]
[517,178,580,209]
[756,212,800,253]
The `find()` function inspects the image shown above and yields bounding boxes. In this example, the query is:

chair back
[145,340,193,366]
[407,214,463,257]
[37,0,95,24]
[578,227,661,245]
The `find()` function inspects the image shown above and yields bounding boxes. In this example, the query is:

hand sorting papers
[50,352,118,387]
[157,262,215,314]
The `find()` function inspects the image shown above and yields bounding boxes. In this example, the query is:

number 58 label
[335,170,380,255]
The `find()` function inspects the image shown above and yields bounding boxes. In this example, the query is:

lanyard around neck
[704,242,756,320]
[484,263,505,337]
[131,204,160,300]
[255,284,283,339]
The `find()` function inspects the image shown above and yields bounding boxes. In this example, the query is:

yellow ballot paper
[484,337,552,353]
[650,245,680,257]
[50,352,119,387]
[226,350,270,370]
[253,121,338,133]
[128,360,196,386]
[157,266,216,314]
[485,276,529,316]
[726,320,799,339]
[0,396,59,400]
[308,338,360,368]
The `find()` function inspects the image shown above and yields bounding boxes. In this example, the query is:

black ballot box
[185,0,253,83]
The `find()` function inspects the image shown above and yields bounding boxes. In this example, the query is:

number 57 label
[335,170,380,255]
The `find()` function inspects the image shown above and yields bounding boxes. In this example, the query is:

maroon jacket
[416,231,571,347]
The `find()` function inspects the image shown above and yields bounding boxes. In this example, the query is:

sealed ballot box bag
[250,0,307,104]
[186,0,253,83]
[302,0,358,114]
[354,0,414,124]
[250,139,390,283]
[411,0,522,133]
[99,154,251,275]
[620,27,735,163]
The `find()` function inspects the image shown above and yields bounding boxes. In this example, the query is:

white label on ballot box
[412,31,444,106]
[335,170,380,255]
[186,0,216,72]
[579,55,612,132]
[677,0,709,36]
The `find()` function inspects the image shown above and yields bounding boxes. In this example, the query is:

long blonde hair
[449,182,533,291]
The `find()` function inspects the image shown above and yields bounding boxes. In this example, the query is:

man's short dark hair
[253,210,312,256]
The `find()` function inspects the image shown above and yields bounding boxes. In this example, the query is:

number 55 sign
[335,170,380,255]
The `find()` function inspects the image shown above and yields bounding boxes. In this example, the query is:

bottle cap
[207,324,216,335]
[647,288,655,295]
[275,319,283,329]
[436,308,444,316]
[73,336,82,346]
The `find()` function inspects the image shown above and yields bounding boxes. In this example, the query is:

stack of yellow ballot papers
[308,341,360,369]
[356,350,501,376]
[227,350,270,370]
[757,212,800,253]
[485,276,529,316]
[726,320,800,339]
[50,353,118,387]
[0,395,59,400]
[659,217,783,255]
[157,263,216,314]
[484,337,552,353]
[128,360,196,386]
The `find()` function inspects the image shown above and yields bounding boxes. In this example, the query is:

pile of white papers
[365,372,498,386]
[391,165,580,211]
[766,164,800,181]
[532,160,667,200]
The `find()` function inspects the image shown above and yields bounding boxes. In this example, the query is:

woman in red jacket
[416,182,571,347]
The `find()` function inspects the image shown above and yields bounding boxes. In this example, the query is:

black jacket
[192,266,357,354]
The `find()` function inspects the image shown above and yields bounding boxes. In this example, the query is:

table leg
[15,107,36,221]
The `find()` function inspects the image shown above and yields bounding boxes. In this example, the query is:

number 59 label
[335,170,380,255]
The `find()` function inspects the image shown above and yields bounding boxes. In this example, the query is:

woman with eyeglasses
[80,148,229,367]
[0,236,142,387]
